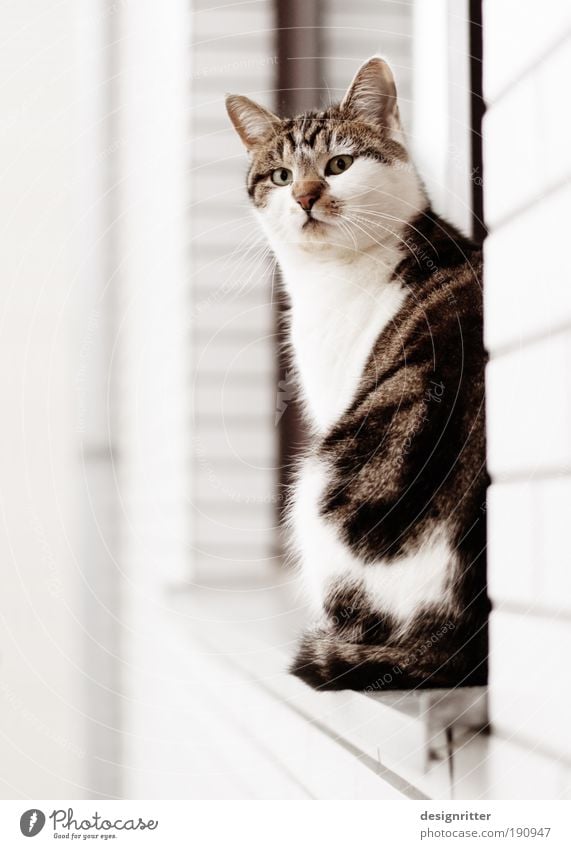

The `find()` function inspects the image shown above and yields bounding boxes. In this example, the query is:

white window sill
[170,575,493,799]
[167,570,570,799]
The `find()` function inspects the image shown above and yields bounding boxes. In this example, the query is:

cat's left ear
[341,57,401,135]
[226,95,280,151]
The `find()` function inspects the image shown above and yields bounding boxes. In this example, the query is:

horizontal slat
[189,230,257,252]
[324,34,411,63]
[193,418,275,464]
[325,67,412,92]
[191,170,245,203]
[190,275,274,307]
[484,36,571,228]
[191,47,277,73]
[189,198,250,224]
[190,249,271,278]
[194,508,277,549]
[190,82,274,109]
[190,244,272,270]
[188,209,257,239]
[191,157,241,176]
[191,115,243,136]
[189,241,272,277]
[483,0,571,104]
[190,95,270,123]
[484,183,571,353]
[328,0,413,12]
[534,476,571,613]
[486,332,571,478]
[191,67,275,95]
[487,482,536,607]
[194,461,278,506]
[191,540,276,565]
[489,610,571,761]
[190,550,280,583]
[193,496,276,528]
[487,479,571,629]
[326,9,411,30]
[193,372,274,417]
[191,299,274,335]
[191,5,273,32]
[188,219,266,253]
[192,332,275,373]
[191,129,248,163]
[191,0,269,10]
[189,215,260,248]
[191,31,275,57]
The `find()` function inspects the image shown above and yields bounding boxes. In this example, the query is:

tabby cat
[226,57,489,691]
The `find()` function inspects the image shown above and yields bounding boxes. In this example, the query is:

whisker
[349,206,441,258]
[342,213,423,267]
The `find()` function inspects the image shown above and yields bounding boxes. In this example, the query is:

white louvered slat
[190,0,277,581]
[323,3,414,131]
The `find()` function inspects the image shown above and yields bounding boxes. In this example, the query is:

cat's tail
[289,625,486,692]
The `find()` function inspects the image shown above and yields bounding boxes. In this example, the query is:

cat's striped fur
[226,57,488,691]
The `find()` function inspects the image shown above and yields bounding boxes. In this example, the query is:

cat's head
[226,57,426,255]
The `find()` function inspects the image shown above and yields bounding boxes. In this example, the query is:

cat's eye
[326,154,354,176]
[271,167,293,186]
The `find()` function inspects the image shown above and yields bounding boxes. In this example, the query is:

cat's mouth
[302,213,327,231]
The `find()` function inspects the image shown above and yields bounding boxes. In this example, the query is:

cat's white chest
[282,250,407,432]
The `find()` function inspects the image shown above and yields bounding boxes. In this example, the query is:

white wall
[110,0,193,797]
[0,0,87,798]
[0,0,194,801]
[484,0,571,778]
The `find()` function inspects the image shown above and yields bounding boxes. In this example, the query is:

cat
[226,56,489,691]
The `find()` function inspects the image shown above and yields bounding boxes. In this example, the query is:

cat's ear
[341,57,401,134]
[225,95,279,151]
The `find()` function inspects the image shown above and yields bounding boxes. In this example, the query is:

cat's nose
[296,193,318,211]
[294,182,323,211]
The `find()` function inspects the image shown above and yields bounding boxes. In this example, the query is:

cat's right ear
[225,95,279,151]
[341,56,401,135]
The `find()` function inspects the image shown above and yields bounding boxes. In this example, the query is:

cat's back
[365,213,485,399]
[317,215,486,562]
